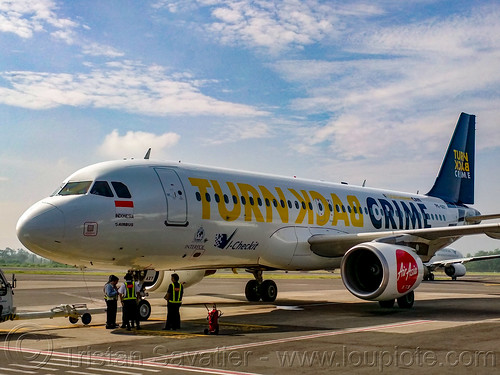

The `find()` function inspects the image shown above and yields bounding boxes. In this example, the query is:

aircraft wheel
[378,299,395,308]
[138,299,151,321]
[69,316,79,324]
[260,280,278,302]
[397,291,415,309]
[429,273,435,281]
[245,280,261,302]
[81,313,92,325]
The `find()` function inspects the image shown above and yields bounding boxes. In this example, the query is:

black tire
[245,280,261,302]
[260,280,278,302]
[378,299,395,308]
[397,291,415,309]
[138,299,151,321]
[429,273,435,281]
[69,316,79,324]
[81,313,92,325]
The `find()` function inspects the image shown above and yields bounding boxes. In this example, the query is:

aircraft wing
[425,253,500,270]
[308,222,500,261]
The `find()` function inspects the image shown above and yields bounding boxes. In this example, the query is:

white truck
[0,268,101,325]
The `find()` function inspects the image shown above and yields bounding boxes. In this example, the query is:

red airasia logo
[396,249,419,293]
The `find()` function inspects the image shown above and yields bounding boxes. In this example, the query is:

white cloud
[207,0,338,52]
[155,0,384,52]
[204,121,272,145]
[82,43,125,58]
[275,5,500,159]
[99,130,181,159]
[0,61,268,117]
[0,0,78,40]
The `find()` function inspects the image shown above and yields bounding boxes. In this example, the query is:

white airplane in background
[16,112,500,317]
[424,247,500,281]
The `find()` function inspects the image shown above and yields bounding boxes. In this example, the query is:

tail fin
[427,112,475,204]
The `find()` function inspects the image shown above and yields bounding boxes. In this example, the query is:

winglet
[427,113,475,204]
[144,148,151,160]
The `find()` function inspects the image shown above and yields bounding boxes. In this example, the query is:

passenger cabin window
[90,181,114,197]
[112,182,132,198]
[57,181,92,196]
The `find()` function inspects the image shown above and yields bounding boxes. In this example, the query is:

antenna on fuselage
[144,148,151,160]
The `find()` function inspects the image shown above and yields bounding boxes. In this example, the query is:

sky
[1,0,499,255]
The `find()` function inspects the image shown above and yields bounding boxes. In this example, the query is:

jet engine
[142,269,215,293]
[444,263,466,278]
[341,243,424,301]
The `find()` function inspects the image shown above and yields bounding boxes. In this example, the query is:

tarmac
[1,271,500,374]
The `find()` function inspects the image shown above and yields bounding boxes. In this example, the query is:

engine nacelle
[341,243,424,301]
[444,263,466,278]
[142,269,215,293]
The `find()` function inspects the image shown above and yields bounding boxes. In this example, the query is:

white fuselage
[16,160,477,272]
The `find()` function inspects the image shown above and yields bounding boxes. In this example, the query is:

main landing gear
[244,270,278,302]
[378,290,415,309]
[423,272,435,281]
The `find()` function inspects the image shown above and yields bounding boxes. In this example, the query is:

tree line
[1,247,500,271]
[464,249,500,272]
[0,248,69,267]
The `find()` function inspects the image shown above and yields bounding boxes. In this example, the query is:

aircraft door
[154,168,188,226]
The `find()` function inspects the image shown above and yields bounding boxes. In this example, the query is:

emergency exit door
[154,168,188,226]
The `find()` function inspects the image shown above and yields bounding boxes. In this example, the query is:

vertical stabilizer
[427,113,475,204]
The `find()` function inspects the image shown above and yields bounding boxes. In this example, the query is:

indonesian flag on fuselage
[115,200,134,218]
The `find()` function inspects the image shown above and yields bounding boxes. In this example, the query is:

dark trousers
[105,299,117,327]
[165,303,181,329]
[122,300,139,328]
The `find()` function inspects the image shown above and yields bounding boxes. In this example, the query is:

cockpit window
[112,181,132,198]
[57,181,92,196]
[90,181,114,197]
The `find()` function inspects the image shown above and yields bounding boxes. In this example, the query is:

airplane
[16,112,500,317]
[424,247,500,281]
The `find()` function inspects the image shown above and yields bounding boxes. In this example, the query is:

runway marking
[0,320,432,375]
[85,367,139,375]
[0,367,36,374]
[148,319,433,363]
[37,358,157,374]
[0,346,264,375]
[11,363,58,371]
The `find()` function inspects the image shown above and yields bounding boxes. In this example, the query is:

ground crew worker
[163,273,183,330]
[119,273,141,330]
[104,274,119,329]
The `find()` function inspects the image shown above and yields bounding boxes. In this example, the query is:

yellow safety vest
[169,282,183,303]
[122,281,136,301]
[104,283,117,300]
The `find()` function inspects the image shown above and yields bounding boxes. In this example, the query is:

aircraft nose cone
[16,202,65,255]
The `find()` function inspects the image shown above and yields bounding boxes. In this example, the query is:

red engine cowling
[341,243,424,301]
